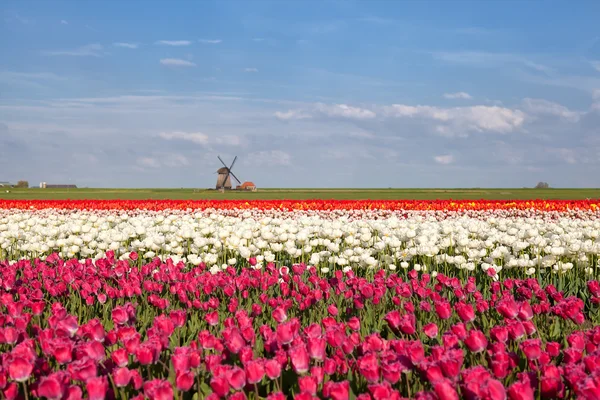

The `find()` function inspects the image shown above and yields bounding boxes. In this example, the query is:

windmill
[215,155,241,190]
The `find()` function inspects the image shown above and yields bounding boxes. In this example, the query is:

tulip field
[1,199,600,400]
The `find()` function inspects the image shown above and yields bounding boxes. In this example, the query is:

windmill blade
[217,155,228,168]
[229,156,238,170]
[230,171,242,184]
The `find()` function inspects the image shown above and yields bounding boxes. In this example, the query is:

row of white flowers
[1,209,599,276]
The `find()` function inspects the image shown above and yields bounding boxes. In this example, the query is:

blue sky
[1,0,600,188]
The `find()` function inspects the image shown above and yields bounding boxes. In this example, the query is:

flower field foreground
[0,255,599,400]
[0,199,599,212]
[1,203,600,399]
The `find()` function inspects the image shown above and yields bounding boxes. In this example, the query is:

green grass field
[0,188,599,200]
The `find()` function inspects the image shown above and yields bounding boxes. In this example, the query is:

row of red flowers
[1,252,600,399]
[0,199,599,211]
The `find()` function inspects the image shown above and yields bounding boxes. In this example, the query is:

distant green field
[0,188,599,200]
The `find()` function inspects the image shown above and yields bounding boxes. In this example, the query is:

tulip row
[1,209,600,285]
[1,253,600,400]
[1,199,599,212]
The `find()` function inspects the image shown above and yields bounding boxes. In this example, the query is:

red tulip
[399,314,416,335]
[86,376,108,400]
[522,321,536,336]
[423,323,438,338]
[206,311,219,326]
[435,301,452,319]
[245,360,265,384]
[176,371,194,392]
[265,359,282,379]
[497,298,519,319]
[112,367,131,387]
[222,327,245,354]
[489,352,511,379]
[347,317,360,331]
[307,337,327,361]
[228,392,248,400]
[507,379,534,400]
[144,379,174,400]
[507,321,525,341]
[37,375,65,400]
[276,319,299,345]
[439,353,462,380]
[451,323,467,340]
[67,357,97,381]
[169,310,186,328]
[567,332,586,351]
[227,367,247,390]
[112,307,129,326]
[52,343,73,364]
[130,370,143,390]
[521,339,542,361]
[517,302,533,321]
[327,305,339,317]
[464,330,487,353]
[289,345,310,374]
[8,356,33,383]
[564,348,583,364]
[298,376,318,395]
[272,307,287,323]
[358,354,381,384]
[490,326,509,343]
[456,302,475,323]
[135,344,157,365]
[433,379,459,400]
[381,361,402,384]
[384,310,402,331]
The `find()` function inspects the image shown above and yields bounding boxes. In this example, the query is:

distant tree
[16,180,29,188]
[535,181,550,189]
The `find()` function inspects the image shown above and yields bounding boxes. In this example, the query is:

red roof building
[237,181,256,190]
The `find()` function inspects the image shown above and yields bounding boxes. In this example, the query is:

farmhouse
[44,184,78,189]
[236,181,257,191]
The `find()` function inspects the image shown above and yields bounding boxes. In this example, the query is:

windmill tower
[216,155,241,190]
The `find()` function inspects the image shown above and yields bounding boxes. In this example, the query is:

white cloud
[0,71,66,82]
[275,103,376,121]
[274,110,312,120]
[547,148,578,164]
[593,89,600,100]
[384,104,526,135]
[315,103,376,119]
[244,68,259,73]
[155,40,192,46]
[434,155,454,164]
[214,135,243,146]
[113,42,138,49]
[163,154,190,167]
[137,154,189,169]
[432,51,554,74]
[253,150,292,166]
[43,44,104,57]
[159,58,196,67]
[159,131,242,147]
[137,157,160,168]
[60,20,68,25]
[521,98,581,122]
[590,61,600,72]
[444,92,472,100]
[199,39,222,44]
[159,131,209,145]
